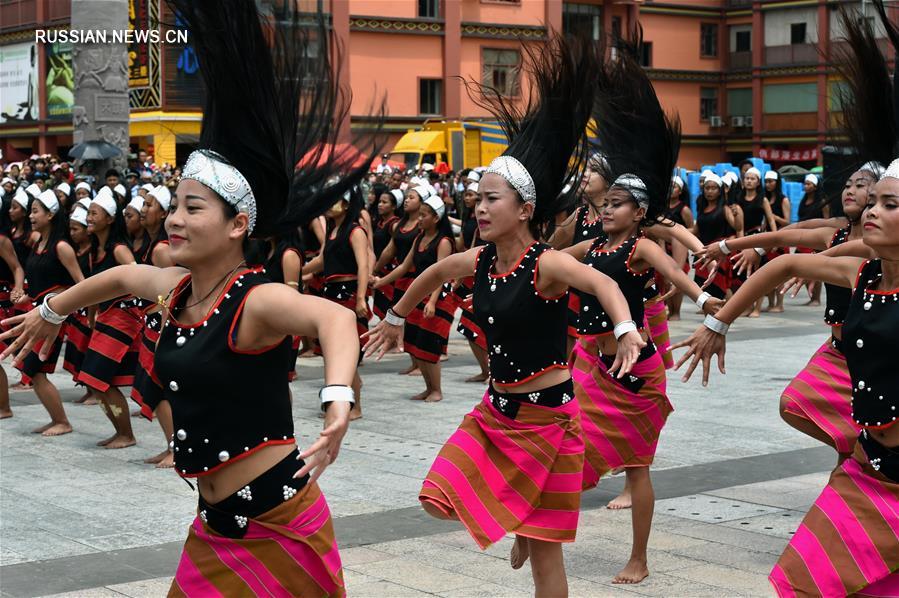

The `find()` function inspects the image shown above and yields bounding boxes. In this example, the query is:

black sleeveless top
[11,227,31,270]
[373,215,399,259]
[323,224,364,280]
[769,194,786,219]
[265,246,302,285]
[739,195,765,233]
[825,226,852,326]
[154,268,294,477]
[412,233,452,274]
[664,201,688,227]
[798,196,823,221]
[90,243,130,311]
[25,240,74,300]
[393,220,419,263]
[461,216,478,249]
[75,247,91,279]
[473,242,568,386]
[578,235,653,336]
[0,234,13,284]
[302,222,321,257]
[136,233,167,266]
[842,259,899,429]
[573,204,605,242]
[696,205,732,245]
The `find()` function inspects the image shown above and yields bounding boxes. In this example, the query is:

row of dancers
[1,1,896,596]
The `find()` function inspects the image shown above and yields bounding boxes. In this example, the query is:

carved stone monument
[71,0,130,177]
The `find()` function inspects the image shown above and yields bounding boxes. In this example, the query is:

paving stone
[347,579,437,597]
[654,493,786,524]
[667,562,773,596]
[350,558,485,593]
[719,509,807,540]
[104,577,173,598]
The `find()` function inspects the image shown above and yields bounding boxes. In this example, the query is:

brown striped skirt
[571,337,672,490]
[769,438,899,597]
[169,451,344,597]
[419,380,584,548]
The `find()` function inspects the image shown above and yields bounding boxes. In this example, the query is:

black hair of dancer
[364,33,645,596]
[371,188,403,321]
[0,231,25,419]
[0,0,383,594]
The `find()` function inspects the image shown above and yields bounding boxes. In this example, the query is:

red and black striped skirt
[320,279,370,363]
[131,311,163,420]
[62,309,92,379]
[454,278,486,351]
[403,284,455,364]
[76,302,143,392]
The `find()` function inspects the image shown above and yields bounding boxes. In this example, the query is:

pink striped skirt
[781,339,861,454]
[419,384,584,548]
[769,441,899,597]
[644,296,673,369]
[571,338,672,489]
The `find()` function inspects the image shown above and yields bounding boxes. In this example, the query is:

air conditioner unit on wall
[745,116,754,127]
[731,116,745,127]
[709,116,724,127]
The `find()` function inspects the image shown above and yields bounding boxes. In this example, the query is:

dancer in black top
[0,230,25,419]
[371,188,402,321]
[662,175,693,319]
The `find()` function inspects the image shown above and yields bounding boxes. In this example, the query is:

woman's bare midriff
[197,443,297,504]
[869,423,899,449]
[832,325,842,342]
[327,275,357,283]
[492,367,571,395]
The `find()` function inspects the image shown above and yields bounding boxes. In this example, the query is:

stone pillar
[71,0,130,180]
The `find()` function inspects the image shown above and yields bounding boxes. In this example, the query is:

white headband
[36,189,60,215]
[126,197,144,214]
[70,206,88,227]
[92,187,117,217]
[56,182,71,196]
[882,158,899,181]
[466,182,479,194]
[764,170,778,181]
[411,185,432,200]
[75,181,92,193]
[77,197,92,212]
[705,173,723,187]
[13,187,29,208]
[423,195,446,219]
[745,167,761,179]
[389,189,404,204]
[149,185,172,211]
[804,174,819,186]
[25,183,41,199]
[466,171,481,182]
[1,177,14,186]
[859,161,885,180]
[700,169,714,180]
[612,174,649,208]
[722,171,738,186]
[113,183,127,197]
[182,150,257,234]
[140,183,155,192]
[485,155,536,205]
[672,175,684,190]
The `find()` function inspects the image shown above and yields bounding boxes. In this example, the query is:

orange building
[2,0,897,169]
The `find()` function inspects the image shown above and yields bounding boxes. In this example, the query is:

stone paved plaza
[1,296,840,597]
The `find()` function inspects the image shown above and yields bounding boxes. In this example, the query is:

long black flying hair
[166,0,384,239]
[590,27,681,225]
[833,1,899,172]
[466,33,600,238]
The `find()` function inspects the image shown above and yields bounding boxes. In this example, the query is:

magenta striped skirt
[769,442,899,597]
[419,387,584,548]
[781,339,861,454]
[571,338,672,489]
[644,297,673,369]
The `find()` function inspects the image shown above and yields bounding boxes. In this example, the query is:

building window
[418,0,439,18]
[735,30,751,52]
[790,22,807,45]
[562,3,602,41]
[727,88,752,117]
[701,23,719,57]
[419,78,442,115]
[482,48,520,96]
[640,42,653,67]
[700,87,719,121]
[763,82,817,114]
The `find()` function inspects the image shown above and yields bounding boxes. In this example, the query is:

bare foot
[143,449,169,464]
[612,557,649,584]
[298,350,317,359]
[606,490,632,510]
[104,435,137,449]
[465,373,488,383]
[424,391,443,403]
[410,389,430,401]
[510,535,530,570]
[155,451,175,468]
[804,300,821,307]
[10,382,33,392]
[96,433,118,446]
[440,354,449,362]
[42,423,73,437]
[32,422,54,434]
[131,409,143,418]
[0,409,12,419]
[667,314,680,321]
[82,396,99,406]
[768,306,784,313]
[74,390,93,404]
[349,409,363,421]
[748,310,761,318]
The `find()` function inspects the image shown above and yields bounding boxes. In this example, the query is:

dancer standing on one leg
[1,0,383,593]
[365,34,644,597]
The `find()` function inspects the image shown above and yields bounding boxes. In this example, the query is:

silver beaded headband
[182,150,257,234]
[612,173,649,209]
[860,161,886,180]
[485,155,537,205]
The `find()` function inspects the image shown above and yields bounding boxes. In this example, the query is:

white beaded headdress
[485,155,537,205]
[883,158,899,181]
[182,150,257,234]
[612,173,649,209]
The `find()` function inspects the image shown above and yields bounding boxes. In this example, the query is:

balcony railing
[763,112,818,132]
[765,44,819,66]
[729,51,752,69]
[727,0,753,7]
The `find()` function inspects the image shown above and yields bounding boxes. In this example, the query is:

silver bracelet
[319,385,356,412]
[753,247,766,257]
[613,320,638,340]
[703,314,729,335]
[717,239,732,255]
[695,291,712,310]
[38,293,68,325]
[384,308,405,326]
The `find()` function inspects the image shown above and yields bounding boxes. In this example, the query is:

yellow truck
[387,120,508,172]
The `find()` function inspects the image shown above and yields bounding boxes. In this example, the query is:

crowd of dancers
[0,0,897,596]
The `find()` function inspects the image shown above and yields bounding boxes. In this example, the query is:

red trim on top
[624,237,651,276]
[580,205,601,227]
[473,245,486,277]
[178,438,296,478]
[489,241,538,279]
[323,273,358,282]
[378,215,400,230]
[859,260,899,295]
[533,249,566,300]
[492,364,569,388]
[169,267,262,329]
[32,284,67,302]
[863,420,899,431]
[227,284,288,355]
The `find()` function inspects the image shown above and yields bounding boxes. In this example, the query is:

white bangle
[703,314,730,335]
[38,293,68,325]
[613,320,638,340]
[384,308,405,326]
[695,292,711,310]
[718,239,732,255]
[319,385,355,412]
[754,247,766,257]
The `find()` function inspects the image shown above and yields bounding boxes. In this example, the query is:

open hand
[608,330,646,379]
[296,401,350,483]
[0,309,64,363]
[361,319,403,360]
[671,326,726,387]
